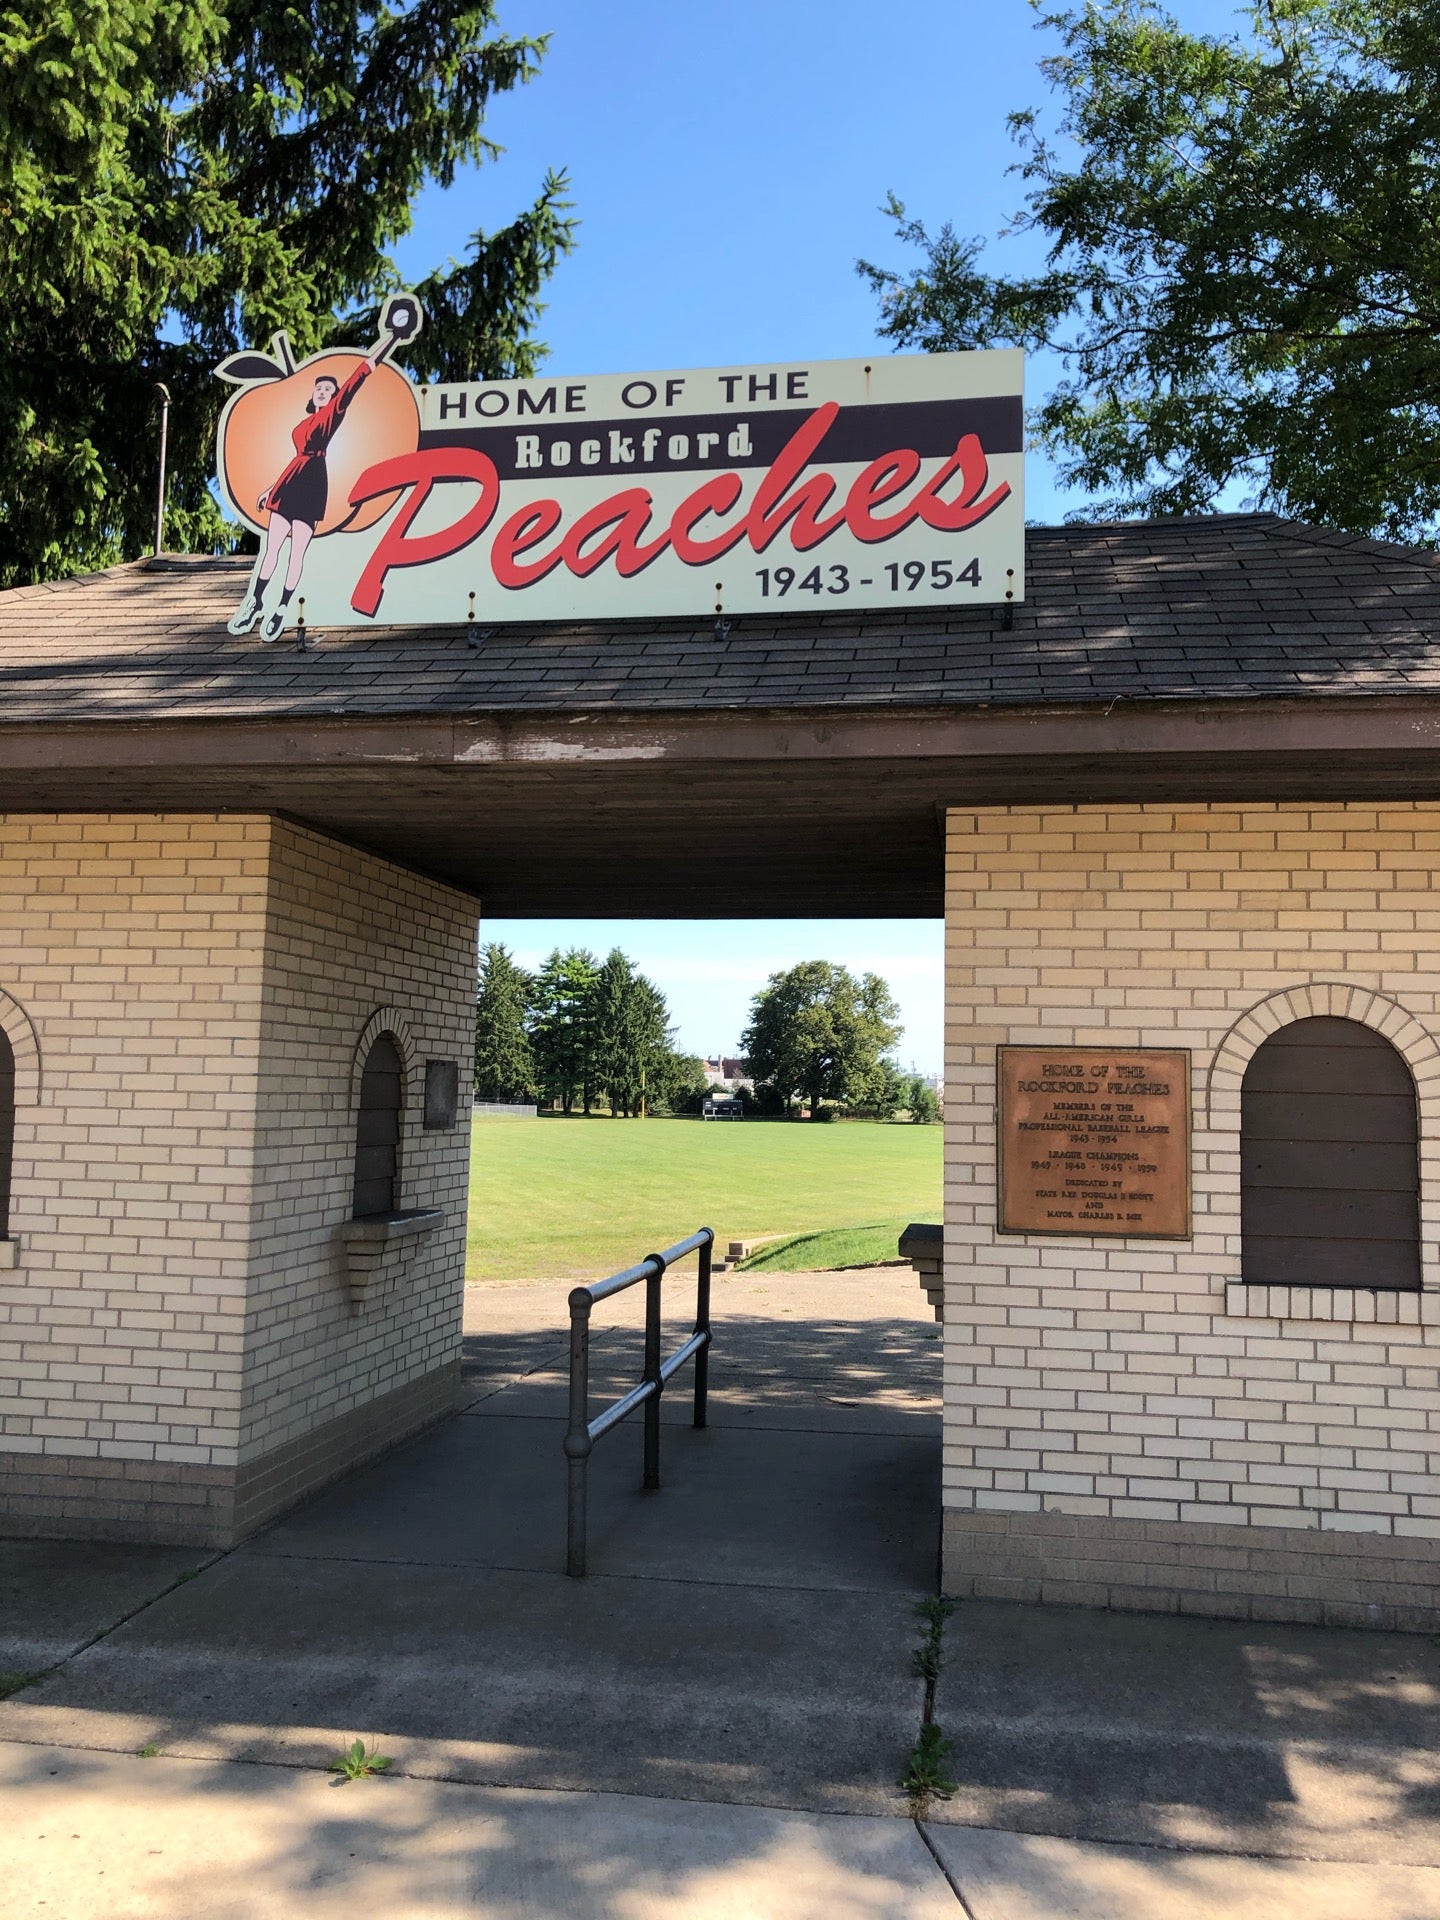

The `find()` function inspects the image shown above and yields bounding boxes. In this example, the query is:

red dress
[261,364,370,526]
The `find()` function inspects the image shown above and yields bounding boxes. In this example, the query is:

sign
[214,295,1024,638]
[997,1047,1191,1238]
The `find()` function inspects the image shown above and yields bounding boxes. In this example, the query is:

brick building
[3,513,1440,1628]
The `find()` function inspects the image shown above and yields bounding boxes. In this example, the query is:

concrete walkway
[4,1267,1440,1915]
[8,1739,1440,1919]
[2,1270,941,1814]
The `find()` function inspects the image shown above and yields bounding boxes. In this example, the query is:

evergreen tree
[859,0,1440,540]
[473,942,535,1102]
[590,949,635,1117]
[742,962,902,1119]
[614,974,674,1118]
[591,949,675,1116]
[0,0,575,584]
[529,948,599,1114]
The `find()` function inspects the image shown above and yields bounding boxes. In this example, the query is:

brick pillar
[941,802,1440,1631]
[0,814,478,1546]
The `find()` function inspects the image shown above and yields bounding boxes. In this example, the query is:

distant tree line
[475,944,707,1115]
[476,946,939,1122]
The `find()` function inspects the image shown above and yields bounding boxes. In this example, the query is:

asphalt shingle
[2,513,1440,725]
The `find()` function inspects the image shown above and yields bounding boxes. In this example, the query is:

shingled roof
[2,512,1439,724]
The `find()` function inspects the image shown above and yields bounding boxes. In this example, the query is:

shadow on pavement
[0,1284,942,1818]
[0,1742,960,1919]
[10,1275,1440,1867]
[929,1598,1440,1864]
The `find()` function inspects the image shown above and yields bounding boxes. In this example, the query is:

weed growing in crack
[902,1593,959,1810]
[911,1595,956,1685]
[329,1738,393,1782]
[0,1671,41,1700]
[137,1742,162,1758]
[901,1721,956,1802]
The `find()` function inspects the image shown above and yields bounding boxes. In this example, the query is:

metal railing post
[564,1286,594,1576]
[560,1227,714,1574]
[642,1255,663,1490]
[694,1228,712,1428]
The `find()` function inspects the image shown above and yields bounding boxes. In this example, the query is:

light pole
[152,383,171,558]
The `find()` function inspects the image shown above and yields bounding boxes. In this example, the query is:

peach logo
[215,294,423,642]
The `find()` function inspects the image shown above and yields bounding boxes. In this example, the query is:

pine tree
[586,948,682,1117]
[0,0,575,584]
[529,948,599,1115]
[591,949,635,1117]
[474,943,535,1103]
[623,976,674,1119]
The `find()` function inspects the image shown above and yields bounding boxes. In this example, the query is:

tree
[905,1076,940,1125]
[474,943,534,1102]
[529,948,599,1114]
[0,0,575,585]
[858,0,1440,541]
[591,949,674,1117]
[851,1057,906,1121]
[648,1051,711,1117]
[741,962,903,1119]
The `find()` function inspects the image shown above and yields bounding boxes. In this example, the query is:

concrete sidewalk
[1,1270,941,1815]
[0,1744,958,1920]
[928,1595,1440,1865]
[5,1268,1440,1914]
[6,1744,1440,1919]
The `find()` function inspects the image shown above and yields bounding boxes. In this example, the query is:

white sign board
[216,309,1023,636]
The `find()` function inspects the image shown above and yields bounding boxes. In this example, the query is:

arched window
[352,1034,403,1219]
[1242,1016,1420,1290]
[0,1026,13,1239]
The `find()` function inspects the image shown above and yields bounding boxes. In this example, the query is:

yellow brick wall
[944,803,1440,1558]
[240,818,476,1460]
[0,813,478,1539]
[0,816,269,1475]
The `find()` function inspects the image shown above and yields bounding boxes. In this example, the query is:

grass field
[736,1222,910,1272]
[466,1115,942,1282]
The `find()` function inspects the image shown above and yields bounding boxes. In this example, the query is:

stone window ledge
[341,1208,445,1247]
[340,1209,444,1313]
[1224,1281,1440,1326]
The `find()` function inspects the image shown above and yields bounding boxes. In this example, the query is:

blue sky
[414,0,1242,1070]
[397,0,1085,519]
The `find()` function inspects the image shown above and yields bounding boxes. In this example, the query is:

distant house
[701,1056,753,1093]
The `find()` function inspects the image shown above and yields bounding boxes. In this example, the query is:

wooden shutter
[0,1028,12,1238]
[352,1034,403,1218]
[1241,1016,1420,1290]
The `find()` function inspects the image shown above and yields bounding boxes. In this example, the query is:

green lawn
[736,1221,911,1273]
[466,1115,942,1282]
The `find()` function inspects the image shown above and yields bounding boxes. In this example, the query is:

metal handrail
[563,1225,715,1577]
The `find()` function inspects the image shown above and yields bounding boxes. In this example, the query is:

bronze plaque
[998,1046,1191,1238]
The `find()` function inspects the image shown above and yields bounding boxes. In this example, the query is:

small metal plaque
[423,1060,460,1130]
[998,1046,1191,1238]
